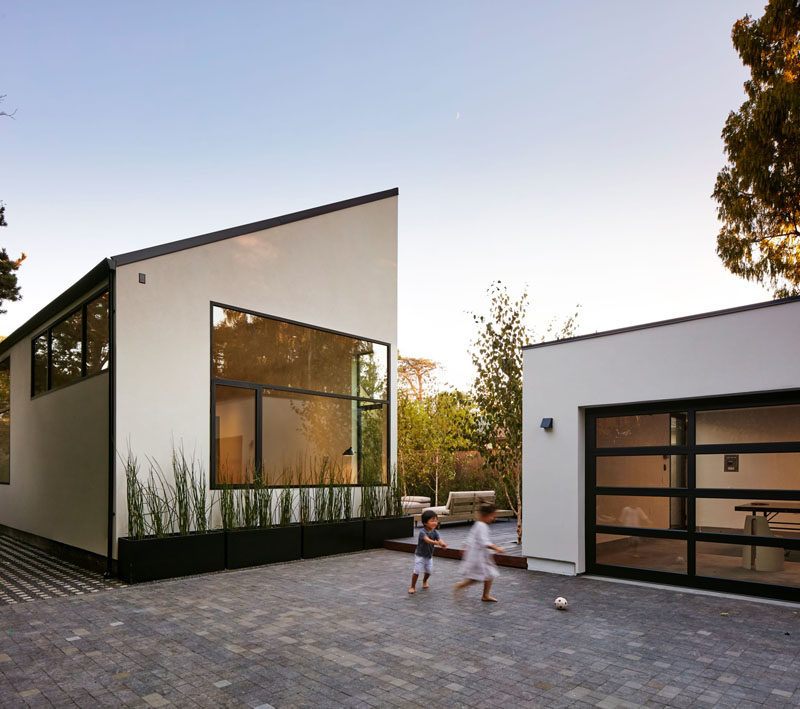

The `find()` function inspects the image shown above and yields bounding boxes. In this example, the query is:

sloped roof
[0,188,398,357]
[523,294,800,351]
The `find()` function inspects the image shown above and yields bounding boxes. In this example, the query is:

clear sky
[1,1,770,390]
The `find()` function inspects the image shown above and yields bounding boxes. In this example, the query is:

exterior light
[540,418,554,430]
[342,447,354,456]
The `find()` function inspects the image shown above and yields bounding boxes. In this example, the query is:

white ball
[554,596,568,610]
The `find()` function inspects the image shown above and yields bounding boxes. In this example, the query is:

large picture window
[588,397,800,601]
[212,304,389,487]
[0,358,9,484]
[31,290,109,396]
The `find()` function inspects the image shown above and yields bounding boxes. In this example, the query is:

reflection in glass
[32,334,47,396]
[696,541,800,588]
[697,452,800,490]
[212,306,388,400]
[596,455,687,488]
[0,358,8,484]
[596,495,686,530]
[86,292,109,374]
[50,310,83,389]
[696,498,800,539]
[359,403,387,484]
[596,413,687,448]
[595,534,687,573]
[215,385,256,484]
[697,405,800,444]
[261,389,387,485]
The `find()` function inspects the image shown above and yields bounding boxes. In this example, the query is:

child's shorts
[413,554,433,574]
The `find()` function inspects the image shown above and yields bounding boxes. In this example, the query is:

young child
[408,510,447,594]
[454,501,505,602]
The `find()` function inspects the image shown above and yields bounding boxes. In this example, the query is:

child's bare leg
[453,578,477,596]
[422,572,431,589]
[409,573,419,594]
[481,579,497,602]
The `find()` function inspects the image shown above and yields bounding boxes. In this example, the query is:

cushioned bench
[401,496,431,516]
[414,490,514,526]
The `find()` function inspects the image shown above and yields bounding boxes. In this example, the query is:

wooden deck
[383,517,526,569]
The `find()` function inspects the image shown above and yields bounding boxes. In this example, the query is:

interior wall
[114,196,398,547]
[0,322,108,556]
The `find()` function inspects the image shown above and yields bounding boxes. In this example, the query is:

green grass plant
[124,449,146,539]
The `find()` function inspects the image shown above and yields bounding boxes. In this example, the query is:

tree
[398,356,438,402]
[0,94,24,311]
[0,249,25,315]
[396,358,475,505]
[471,281,578,544]
[712,0,800,297]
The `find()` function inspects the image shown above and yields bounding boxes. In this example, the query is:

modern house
[0,189,398,573]
[522,296,800,601]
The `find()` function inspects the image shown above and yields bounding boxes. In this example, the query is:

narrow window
[0,358,9,483]
[32,334,48,396]
[85,292,109,374]
[50,309,83,389]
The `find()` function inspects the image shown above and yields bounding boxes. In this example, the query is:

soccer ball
[554,596,568,610]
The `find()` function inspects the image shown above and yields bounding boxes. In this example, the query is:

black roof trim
[523,294,800,351]
[111,187,399,267]
[0,259,112,358]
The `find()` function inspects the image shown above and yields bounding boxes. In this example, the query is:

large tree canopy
[713,0,800,297]
[0,94,24,313]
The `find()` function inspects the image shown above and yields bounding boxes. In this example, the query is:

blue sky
[1,1,769,389]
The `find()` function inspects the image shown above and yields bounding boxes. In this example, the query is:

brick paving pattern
[0,548,798,707]
[0,536,123,605]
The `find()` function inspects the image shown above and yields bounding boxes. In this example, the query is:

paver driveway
[0,548,798,707]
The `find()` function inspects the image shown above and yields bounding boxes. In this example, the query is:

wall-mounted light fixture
[342,447,354,456]
[540,418,554,431]
[138,273,147,284]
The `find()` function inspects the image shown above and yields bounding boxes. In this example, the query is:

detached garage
[522,296,800,602]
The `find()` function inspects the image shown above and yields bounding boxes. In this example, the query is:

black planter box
[225,525,302,569]
[363,516,414,549]
[117,531,225,584]
[302,519,364,558]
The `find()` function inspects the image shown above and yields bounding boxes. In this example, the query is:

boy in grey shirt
[408,510,447,594]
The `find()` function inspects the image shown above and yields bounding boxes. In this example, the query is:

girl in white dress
[454,502,505,602]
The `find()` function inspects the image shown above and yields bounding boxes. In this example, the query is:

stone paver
[0,535,123,605]
[0,549,799,707]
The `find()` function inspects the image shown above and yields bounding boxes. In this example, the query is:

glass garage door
[587,394,800,602]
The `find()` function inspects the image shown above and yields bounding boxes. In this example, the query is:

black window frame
[30,288,110,398]
[0,356,10,485]
[586,390,800,603]
[210,301,391,489]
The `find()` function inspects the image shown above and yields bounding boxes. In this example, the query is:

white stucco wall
[113,195,398,548]
[0,298,109,556]
[521,299,800,575]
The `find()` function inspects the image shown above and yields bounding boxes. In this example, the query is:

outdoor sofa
[413,490,514,526]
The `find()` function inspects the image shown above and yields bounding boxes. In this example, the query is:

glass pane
[596,413,686,447]
[696,498,800,539]
[697,452,800,490]
[214,385,256,484]
[32,334,47,395]
[596,495,686,530]
[212,306,388,399]
[261,389,384,486]
[85,292,109,374]
[0,358,8,484]
[595,534,687,573]
[697,405,800,444]
[50,310,83,389]
[596,455,687,488]
[359,403,387,484]
[697,541,800,588]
